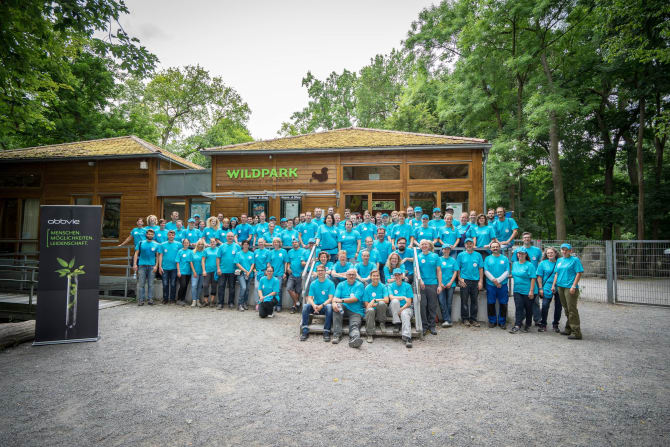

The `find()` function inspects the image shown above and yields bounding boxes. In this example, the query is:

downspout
[482,147,489,212]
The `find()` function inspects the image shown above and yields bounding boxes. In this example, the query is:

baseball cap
[465,237,474,243]
[560,243,572,250]
[308,238,316,244]
[230,217,238,221]
[269,216,276,220]
[187,218,195,223]
[382,213,388,218]
[414,206,422,212]
[193,214,200,218]
[280,217,287,222]
[392,268,403,275]
[442,245,452,251]
[517,246,527,254]
[433,207,440,213]
[421,214,429,220]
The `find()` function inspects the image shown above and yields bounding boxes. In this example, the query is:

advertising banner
[34,205,101,345]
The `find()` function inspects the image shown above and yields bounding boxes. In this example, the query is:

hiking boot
[553,324,560,333]
[488,322,496,328]
[441,321,452,328]
[560,330,571,336]
[323,332,331,342]
[300,332,308,341]
[405,338,412,348]
[471,320,480,327]
[379,322,386,333]
[349,337,363,348]
[332,335,342,344]
[423,329,430,337]
[464,320,471,327]
[509,326,520,334]
[568,334,582,340]
[538,326,546,332]
[499,323,507,330]
[290,306,298,314]
[162,300,168,305]
[366,335,374,343]
[138,301,144,306]
[430,328,437,335]
[201,301,209,308]
[147,300,154,306]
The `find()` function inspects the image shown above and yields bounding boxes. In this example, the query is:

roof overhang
[0,152,201,169]
[201,143,492,156]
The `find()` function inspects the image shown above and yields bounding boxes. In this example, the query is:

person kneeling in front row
[300,264,335,342]
[363,270,388,343]
[258,266,281,318]
[388,268,414,348]
[332,269,365,348]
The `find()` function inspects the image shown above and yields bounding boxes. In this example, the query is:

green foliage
[55,258,85,278]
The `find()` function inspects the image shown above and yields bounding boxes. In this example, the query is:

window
[345,195,368,213]
[102,197,121,239]
[190,198,211,220]
[20,198,39,253]
[409,192,437,213]
[343,165,400,181]
[74,196,93,205]
[440,191,469,217]
[163,198,186,221]
[0,199,19,253]
[0,173,41,187]
[409,164,469,180]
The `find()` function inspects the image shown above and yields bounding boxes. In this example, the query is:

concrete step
[304,324,420,338]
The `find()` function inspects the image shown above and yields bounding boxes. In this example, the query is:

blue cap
[421,214,429,220]
[193,214,200,218]
[280,218,287,222]
[517,246,527,254]
[308,238,316,244]
[270,216,276,220]
[433,207,440,213]
[187,218,195,223]
[414,206,422,212]
[231,217,238,221]
[382,213,388,218]
[442,245,452,251]
[465,237,474,243]
[560,243,572,250]
[392,268,403,275]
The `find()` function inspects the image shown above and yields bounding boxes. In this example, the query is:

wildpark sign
[226,168,298,179]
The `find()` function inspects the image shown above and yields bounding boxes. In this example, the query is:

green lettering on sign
[226,167,302,179]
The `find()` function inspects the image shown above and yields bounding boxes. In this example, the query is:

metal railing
[300,245,318,301]
[412,247,424,337]
[613,240,670,306]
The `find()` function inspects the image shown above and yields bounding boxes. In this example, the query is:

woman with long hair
[536,246,563,332]
[189,240,206,307]
[383,252,405,284]
[315,213,339,263]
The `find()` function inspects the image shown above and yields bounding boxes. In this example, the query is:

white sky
[119,0,437,140]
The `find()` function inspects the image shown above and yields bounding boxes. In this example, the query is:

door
[371,192,400,215]
[281,197,301,220]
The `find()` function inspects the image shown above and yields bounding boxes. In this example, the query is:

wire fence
[613,240,670,306]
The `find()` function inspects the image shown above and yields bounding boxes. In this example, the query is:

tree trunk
[540,52,567,240]
[636,96,645,240]
[0,321,35,349]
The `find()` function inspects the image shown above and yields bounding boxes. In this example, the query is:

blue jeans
[162,269,177,302]
[301,303,333,333]
[273,275,284,309]
[238,274,251,306]
[541,291,563,326]
[137,265,154,303]
[438,286,455,323]
[190,274,203,302]
[486,283,509,325]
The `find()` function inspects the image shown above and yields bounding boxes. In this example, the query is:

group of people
[122,204,584,349]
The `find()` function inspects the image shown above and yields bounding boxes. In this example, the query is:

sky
[119,0,437,140]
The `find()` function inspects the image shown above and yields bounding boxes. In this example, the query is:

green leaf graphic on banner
[68,258,75,268]
[57,258,69,268]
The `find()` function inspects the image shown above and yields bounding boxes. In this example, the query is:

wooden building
[0,136,202,259]
[201,127,491,220]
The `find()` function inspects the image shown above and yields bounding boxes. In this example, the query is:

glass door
[249,199,269,218]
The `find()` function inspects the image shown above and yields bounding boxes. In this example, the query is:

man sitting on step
[363,270,389,344]
[332,269,365,348]
[300,264,335,342]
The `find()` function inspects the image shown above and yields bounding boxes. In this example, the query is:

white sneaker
[191,300,197,307]
[267,313,274,318]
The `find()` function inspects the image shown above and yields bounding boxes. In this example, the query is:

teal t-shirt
[176,248,192,275]
[234,250,255,277]
[355,261,376,279]
[383,264,406,284]
[202,227,220,244]
[438,226,460,246]
[536,259,558,296]
[160,241,181,270]
[413,226,437,243]
[338,230,361,258]
[191,250,205,275]
[474,225,496,248]
[395,249,414,271]
[484,254,510,286]
[335,280,365,317]
[184,228,201,244]
[356,247,380,265]
[217,242,241,274]
[259,276,280,302]
[154,229,169,244]
[555,256,584,289]
[254,248,270,273]
[269,248,288,277]
[417,251,440,285]
[316,225,339,253]
[280,229,299,248]
[493,217,518,241]
[332,260,353,275]
[131,227,146,249]
[388,281,413,307]
[357,222,377,241]
[287,247,307,277]
[235,223,253,243]
[373,239,392,264]
[457,250,484,281]
[308,278,336,305]
[363,282,388,304]
[391,223,412,244]
[204,246,219,273]
[512,261,537,295]
[512,246,543,268]
[298,221,319,243]
[137,240,161,266]
[439,256,459,288]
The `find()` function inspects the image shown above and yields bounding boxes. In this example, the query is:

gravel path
[1,301,668,446]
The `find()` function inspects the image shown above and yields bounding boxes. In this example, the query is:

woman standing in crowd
[473,213,496,258]
[189,240,206,307]
[203,217,220,245]
[417,239,442,336]
[552,243,584,340]
[175,238,192,306]
[146,215,159,233]
[387,268,414,348]
[338,220,361,262]
[330,250,352,285]
[437,213,459,256]
[184,218,201,247]
[315,214,339,262]
[280,218,299,249]
[253,238,270,311]
[509,247,537,334]
[355,250,376,286]
[119,217,145,249]
[258,266,280,318]
[235,240,255,311]
[438,245,459,328]
[536,246,562,332]
[201,237,219,307]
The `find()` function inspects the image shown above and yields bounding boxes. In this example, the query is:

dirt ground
[1,300,668,446]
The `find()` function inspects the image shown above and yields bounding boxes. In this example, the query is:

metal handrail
[412,247,424,337]
[0,265,38,305]
[300,245,318,300]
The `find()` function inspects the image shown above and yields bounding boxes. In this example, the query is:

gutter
[200,143,492,156]
[0,153,203,170]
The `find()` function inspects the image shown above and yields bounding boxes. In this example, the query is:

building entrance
[371,192,400,215]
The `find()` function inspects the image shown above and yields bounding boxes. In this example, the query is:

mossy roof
[0,136,203,169]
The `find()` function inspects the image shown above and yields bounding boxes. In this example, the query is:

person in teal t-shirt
[332,269,365,348]
[535,246,563,332]
[417,240,442,335]
[216,232,241,309]
[286,239,307,313]
[175,238,192,305]
[133,228,160,305]
[338,220,361,261]
[269,238,288,312]
[362,270,389,342]
[483,241,510,328]
[159,229,181,304]
[388,268,414,347]
[189,241,206,307]
[201,237,220,307]
[234,240,255,311]
[300,263,336,341]
[258,266,281,318]
[510,247,537,334]
[457,238,484,326]
[355,251,377,285]
[552,243,584,339]
[437,245,459,327]
[331,251,353,285]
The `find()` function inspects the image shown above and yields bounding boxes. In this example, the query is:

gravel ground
[1,301,669,447]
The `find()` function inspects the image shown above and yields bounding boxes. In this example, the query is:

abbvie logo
[48,219,80,225]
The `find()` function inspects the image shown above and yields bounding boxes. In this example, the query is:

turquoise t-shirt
[235,223,253,243]
[373,239,392,264]
[191,250,205,275]
[493,217,518,241]
[287,247,307,277]
[439,256,459,288]
[417,251,440,285]
[154,229,169,244]
[355,261,376,279]
[356,247,380,265]
[165,221,178,231]
[254,248,271,273]
[183,228,201,244]
[312,261,333,274]
[281,229,299,248]
[512,261,537,295]
[259,276,280,302]
[269,248,288,277]
[395,249,414,271]
[457,250,484,281]
[388,281,413,307]
[456,223,476,241]
[474,225,496,248]
[176,248,192,275]
[484,254,510,286]
[512,246,543,268]
[217,242,241,274]
[204,246,219,273]
[298,221,319,243]
[332,261,353,276]
[234,250,255,277]
[202,227,220,244]
[137,240,161,266]
[555,256,584,289]
[335,280,365,317]
[438,226,460,246]
[338,230,361,258]
[160,241,181,270]
[390,223,412,244]
[131,227,146,249]
[413,226,437,243]
[383,264,405,284]
[430,219,446,230]
[316,225,339,254]
[308,278,336,305]
[536,259,558,296]
[363,282,388,305]
[357,222,377,241]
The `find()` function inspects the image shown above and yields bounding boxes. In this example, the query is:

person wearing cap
[257,265,280,318]
[285,239,306,313]
[357,211,377,242]
[381,213,391,232]
[216,231,241,310]
[229,217,238,234]
[492,206,518,250]
[253,238,271,310]
[409,206,423,229]
[437,214,459,258]
[298,211,319,248]
[444,206,455,216]
[234,239,255,311]
[509,246,537,334]
[388,268,414,348]
[457,238,484,327]
[512,232,543,325]
[473,213,497,258]
[430,207,445,230]
[338,220,361,262]
[278,216,287,230]
[417,239,442,336]
[411,215,438,248]
[300,263,335,341]
[315,213,339,263]
[536,246,563,332]
[362,270,389,343]
[332,269,365,348]
[280,218,299,249]
[235,214,253,245]
[552,243,584,339]
[438,245,459,327]
[373,227,392,282]
[484,241,511,329]
[183,218,202,248]
[269,237,289,312]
